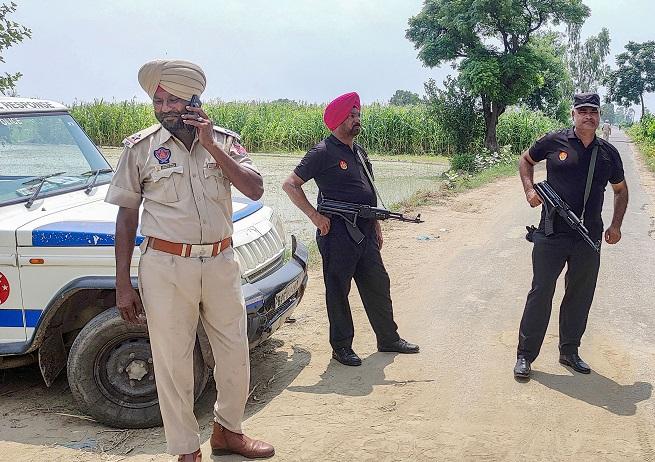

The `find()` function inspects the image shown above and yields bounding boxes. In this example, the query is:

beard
[155,111,194,135]
[349,124,361,137]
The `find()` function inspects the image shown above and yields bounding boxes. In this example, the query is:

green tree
[567,27,611,93]
[606,41,655,120]
[615,106,626,125]
[520,32,573,123]
[600,102,616,124]
[389,89,422,106]
[0,2,31,94]
[406,0,589,151]
[424,76,483,163]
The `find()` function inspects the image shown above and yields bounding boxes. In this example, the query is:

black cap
[573,92,600,109]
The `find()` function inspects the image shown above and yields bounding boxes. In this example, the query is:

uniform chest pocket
[144,166,184,203]
[203,165,230,200]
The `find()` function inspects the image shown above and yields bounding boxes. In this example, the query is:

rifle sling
[581,144,598,225]
[355,147,388,210]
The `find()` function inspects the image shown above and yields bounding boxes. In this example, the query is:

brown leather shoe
[177,449,201,461]
[210,422,275,459]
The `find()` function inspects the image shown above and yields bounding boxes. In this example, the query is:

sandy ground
[1,130,654,461]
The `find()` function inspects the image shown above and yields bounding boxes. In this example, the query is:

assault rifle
[533,181,601,253]
[317,198,423,244]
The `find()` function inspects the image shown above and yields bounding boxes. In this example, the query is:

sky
[4,0,654,112]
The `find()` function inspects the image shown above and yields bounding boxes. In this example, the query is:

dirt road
[1,131,654,461]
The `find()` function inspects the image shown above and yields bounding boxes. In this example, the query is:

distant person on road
[282,92,419,367]
[513,92,629,380]
[107,59,273,461]
[602,119,612,141]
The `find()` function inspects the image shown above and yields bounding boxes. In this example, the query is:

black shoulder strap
[581,145,598,224]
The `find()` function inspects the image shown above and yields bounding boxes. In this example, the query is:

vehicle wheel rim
[94,333,158,409]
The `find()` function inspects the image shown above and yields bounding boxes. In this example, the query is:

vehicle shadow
[286,351,433,397]
[531,370,653,416]
[0,337,310,458]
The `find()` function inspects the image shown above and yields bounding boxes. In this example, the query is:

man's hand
[182,105,215,150]
[375,220,383,249]
[310,210,331,236]
[526,188,543,208]
[604,225,622,244]
[116,283,146,324]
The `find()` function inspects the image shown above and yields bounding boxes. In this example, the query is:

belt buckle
[189,244,212,258]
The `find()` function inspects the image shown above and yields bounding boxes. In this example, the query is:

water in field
[102,148,447,243]
[253,154,447,243]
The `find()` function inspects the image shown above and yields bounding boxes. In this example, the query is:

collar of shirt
[327,134,355,151]
[567,127,599,148]
[155,124,199,149]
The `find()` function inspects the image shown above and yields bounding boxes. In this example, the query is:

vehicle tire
[67,307,209,428]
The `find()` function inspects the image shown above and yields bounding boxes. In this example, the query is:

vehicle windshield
[0,113,112,206]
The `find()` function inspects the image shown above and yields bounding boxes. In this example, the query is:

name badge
[155,163,177,171]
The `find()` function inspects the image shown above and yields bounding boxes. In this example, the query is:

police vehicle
[0,97,308,428]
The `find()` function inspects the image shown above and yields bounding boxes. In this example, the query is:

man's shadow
[287,352,433,397]
[532,369,652,416]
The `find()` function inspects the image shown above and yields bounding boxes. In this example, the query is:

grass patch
[630,139,655,173]
[393,161,518,213]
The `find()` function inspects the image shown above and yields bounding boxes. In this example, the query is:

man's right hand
[116,283,146,324]
[526,188,543,208]
[310,210,331,236]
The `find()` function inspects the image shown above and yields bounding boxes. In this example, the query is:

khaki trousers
[138,244,250,455]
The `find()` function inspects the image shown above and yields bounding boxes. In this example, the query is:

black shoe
[332,347,362,366]
[378,338,420,354]
[514,356,531,379]
[559,354,591,374]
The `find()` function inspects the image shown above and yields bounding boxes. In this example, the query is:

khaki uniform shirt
[105,124,259,244]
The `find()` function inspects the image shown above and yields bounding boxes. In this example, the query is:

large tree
[520,32,573,123]
[605,41,655,120]
[406,0,589,151]
[389,89,422,106]
[567,26,611,93]
[600,102,616,124]
[0,2,31,94]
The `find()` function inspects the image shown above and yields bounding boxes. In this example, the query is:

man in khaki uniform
[107,59,274,461]
[602,120,612,141]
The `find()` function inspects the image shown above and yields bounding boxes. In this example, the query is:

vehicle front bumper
[242,236,309,347]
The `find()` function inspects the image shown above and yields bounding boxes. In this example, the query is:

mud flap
[38,329,66,387]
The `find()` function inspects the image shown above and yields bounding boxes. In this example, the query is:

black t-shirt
[529,128,625,240]
[294,135,376,205]
[294,135,376,232]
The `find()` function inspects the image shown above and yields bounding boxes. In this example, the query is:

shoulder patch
[123,124,161,148]
[213,125,241,141]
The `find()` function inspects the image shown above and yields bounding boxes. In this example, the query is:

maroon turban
[323,92,360,131]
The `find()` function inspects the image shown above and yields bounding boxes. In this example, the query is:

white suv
[0,97,308,428]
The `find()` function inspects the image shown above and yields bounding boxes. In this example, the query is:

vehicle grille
[234,226,285,283]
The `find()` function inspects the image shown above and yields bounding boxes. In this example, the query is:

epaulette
[213,125,241,142]
[122,124,161,148]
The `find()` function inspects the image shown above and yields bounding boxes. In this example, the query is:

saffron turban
[323,92,360,131]
[138,59,206,101]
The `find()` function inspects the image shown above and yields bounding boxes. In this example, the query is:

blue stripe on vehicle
[0,309,43,328]
[31,199,263,247]
[25,309,43,327]
[232,197,263,222]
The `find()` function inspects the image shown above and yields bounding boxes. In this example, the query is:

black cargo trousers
[317,217,401,350]
[517,230,601,362]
